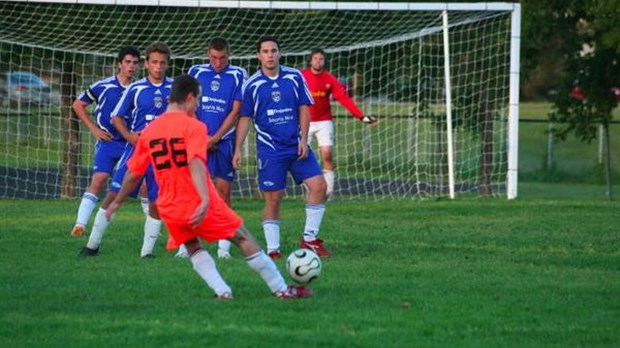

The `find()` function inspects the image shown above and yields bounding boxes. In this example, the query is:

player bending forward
[105,74,311,299]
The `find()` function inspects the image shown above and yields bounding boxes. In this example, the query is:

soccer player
[69,46,141,237]
[186,37,248,260]
[79,42,173,258]
[105,74,311,299]
[233,36,332,259]
[302,48,377,200]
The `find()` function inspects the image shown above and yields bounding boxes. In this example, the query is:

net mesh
[0,1,516,200]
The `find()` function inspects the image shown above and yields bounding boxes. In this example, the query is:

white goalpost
[0,0,520,200]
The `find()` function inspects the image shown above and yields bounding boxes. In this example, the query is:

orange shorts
[164,203,243,250]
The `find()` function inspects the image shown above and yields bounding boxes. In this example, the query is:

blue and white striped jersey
[77,75,128,141]
[241,65,314,153]
[111,77,173,132]
[188,63,247,141]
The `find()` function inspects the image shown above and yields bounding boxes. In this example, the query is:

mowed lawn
[1,189,619,347]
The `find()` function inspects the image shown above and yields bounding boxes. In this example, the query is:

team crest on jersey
[210,80,220,92]
[271,91,281,102]
[154,96,163,108]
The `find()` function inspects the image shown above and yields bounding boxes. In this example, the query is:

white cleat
[217,249,232,260]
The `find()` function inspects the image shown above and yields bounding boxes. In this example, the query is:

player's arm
[105,137,148,220]
[232,116,251,170]
[111,116,139,145]
[329,72,377,126]
[298,104,310,159]
[188,158,209,227]
[73,96,113,142]
[208,100,241,150]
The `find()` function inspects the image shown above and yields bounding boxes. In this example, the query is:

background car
[0,71,59,108]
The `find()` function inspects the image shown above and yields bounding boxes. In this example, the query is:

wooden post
[60,54,79,198]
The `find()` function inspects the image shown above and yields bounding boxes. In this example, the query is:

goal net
[0,1,520,200]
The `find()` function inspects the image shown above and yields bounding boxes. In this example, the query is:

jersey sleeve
[111,87,134,123]
[234,68,248,102]
[185,120,208,163]
[240,82,254,118]
[77,82,101,105]
[298,72,314,106]
[327,72,363,119]
[126,134,150,176]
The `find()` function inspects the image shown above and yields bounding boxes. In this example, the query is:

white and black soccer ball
[286,249,322,285]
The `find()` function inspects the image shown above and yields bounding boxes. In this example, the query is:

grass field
[1,185,619,347]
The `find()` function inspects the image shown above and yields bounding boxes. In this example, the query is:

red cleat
[268,250,282,260]
[275,285,313,299]
[300,238,332,258]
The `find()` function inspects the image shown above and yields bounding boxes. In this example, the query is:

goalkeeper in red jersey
[301,48,377,200]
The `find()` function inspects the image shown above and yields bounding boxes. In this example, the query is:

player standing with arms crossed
[185,37,248,259]
[106,74,312,299]
[69,46,142,237]
[302,48,377,200]
[233,36,331,259]
[79,42,173,258]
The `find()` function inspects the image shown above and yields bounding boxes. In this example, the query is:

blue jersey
[111,77,173,132]
[188,63,247,142]
[77,75,128,141]
[241,65,314,154]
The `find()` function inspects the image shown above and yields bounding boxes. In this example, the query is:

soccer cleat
[268,250,282,260]
[217,249,232,260]
[275,285,313,299]
[70,225,84,237]
[215,292,233,300]
[300,238,332,258]
[78,246,99,257]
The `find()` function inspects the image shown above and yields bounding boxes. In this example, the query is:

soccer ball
[286,249,322,285]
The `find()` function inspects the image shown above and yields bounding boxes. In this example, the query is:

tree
[522,0,620,200]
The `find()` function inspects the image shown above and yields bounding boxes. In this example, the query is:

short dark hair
[256,36,279,53]
[169,74,200,104]
[209,38,230,52]
[117,46,140,63]
[308,48,325,64]
[145,41,171,61]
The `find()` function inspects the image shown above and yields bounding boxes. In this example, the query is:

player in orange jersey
[302,48,377,200]
[105,74,311,299]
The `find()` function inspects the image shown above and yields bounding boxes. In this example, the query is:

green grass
[2,192,619,347]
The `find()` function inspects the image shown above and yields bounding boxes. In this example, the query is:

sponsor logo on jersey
[271,91,281,102]
[263,181,275,187]
[210,80,220,92]
[272,82,279,88]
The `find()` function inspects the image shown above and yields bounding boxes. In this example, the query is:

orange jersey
[127,112,241,239]
[301,68,363,122]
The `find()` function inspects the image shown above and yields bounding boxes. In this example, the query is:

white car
[0,71,59,107]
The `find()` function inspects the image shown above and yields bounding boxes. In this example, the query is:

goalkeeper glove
[361,115,377,124]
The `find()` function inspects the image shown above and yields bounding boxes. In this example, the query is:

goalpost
[0,1,520,200]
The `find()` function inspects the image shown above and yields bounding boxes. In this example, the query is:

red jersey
[301,68,363,122]
[127,111,236,227]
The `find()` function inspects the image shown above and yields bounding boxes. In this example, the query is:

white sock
[303,203,325,242]
[141,216,162,257]
[218,239,232,252]
[140,197,149,216]
[245,251,287,293]
[86,207,114,250]
[190,249,232,296]
[263,220,280,252]
[176,244,188,257]
[323,170,335,196]
[75,192,98,227]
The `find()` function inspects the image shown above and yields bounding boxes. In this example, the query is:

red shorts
[164,203,243,250]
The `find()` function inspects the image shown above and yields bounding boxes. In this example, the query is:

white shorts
[308,120,334,147]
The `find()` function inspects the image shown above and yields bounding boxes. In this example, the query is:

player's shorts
[164,202,243,248]
[257,148,323,191]
[207,138,235,182]
[308,120,334,147]
[92,140,126,174]
[110,144,159,201]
